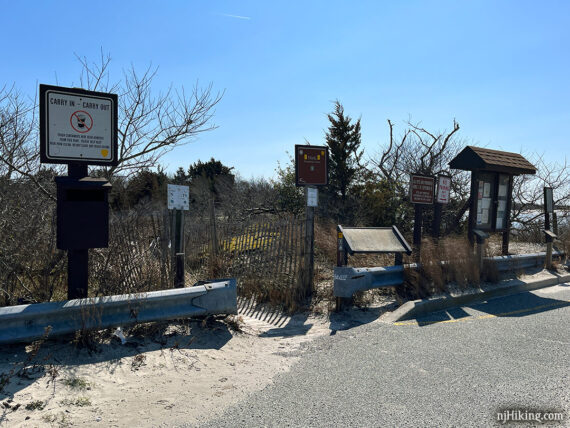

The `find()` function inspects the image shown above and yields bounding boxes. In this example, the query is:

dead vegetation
[397,236,504,300]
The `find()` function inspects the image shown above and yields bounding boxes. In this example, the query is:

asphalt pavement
[187,284,570,427]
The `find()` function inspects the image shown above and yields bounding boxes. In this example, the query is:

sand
[0,297,394,427]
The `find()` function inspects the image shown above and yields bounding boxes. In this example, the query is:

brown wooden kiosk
[449,146,536,255]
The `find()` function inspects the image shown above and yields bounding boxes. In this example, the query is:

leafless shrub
[0,177,66,306]
[512,154,569,241]
[89,201,168,297]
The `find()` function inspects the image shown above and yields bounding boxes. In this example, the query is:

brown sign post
[409,174,434,255]
[294,145,328,299]
[295,145,328,186]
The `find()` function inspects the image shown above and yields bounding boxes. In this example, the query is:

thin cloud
[221,13,251,20]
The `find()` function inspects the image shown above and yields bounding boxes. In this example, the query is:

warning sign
[436,175,452,204]
[409,174,435,204]
[70,110,93,133]
[40,84,118,166]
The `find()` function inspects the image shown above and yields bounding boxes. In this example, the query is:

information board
[40,84,118,166]
[410,174,435,204]
[295,145,328,186]
[168,184,190,210]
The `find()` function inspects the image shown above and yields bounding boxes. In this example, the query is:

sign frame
[295,145,329,187]
[409,174,435,205]
[40,84,118,166]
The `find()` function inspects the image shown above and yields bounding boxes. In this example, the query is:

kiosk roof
[449,146,536,175]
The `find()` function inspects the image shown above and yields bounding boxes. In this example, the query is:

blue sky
[1,0,568,179]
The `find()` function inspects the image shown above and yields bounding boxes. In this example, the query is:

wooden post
[473,230,489,273]
[546,240,553,270]
[544,187,551,231]
[501,175,513,255]
[160,207,170,288]
[432,202,443,239]
[67,163,89,300]
[209,197,218,256]
[468,174,477,247]
[476,240,485,272]
[304,187,315,298]
[336,226,346,267]
[335,225,350,312]
[68,249,88,300]
[395,253,403,266]
[413,204,422,261]
[174,209,185,288]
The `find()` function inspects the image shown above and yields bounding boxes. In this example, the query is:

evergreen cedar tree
[325,101,363,220]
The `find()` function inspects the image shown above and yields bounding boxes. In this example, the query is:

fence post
[209,197,218,256]
[432,202,442,239]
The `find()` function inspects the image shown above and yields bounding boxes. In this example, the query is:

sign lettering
[40,84,118,166]
[410,174,435,204]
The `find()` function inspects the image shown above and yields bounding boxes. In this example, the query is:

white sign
[307,187,318,207]
[40,85,117,164]
[436,175,451,204]
[168,184,190,210]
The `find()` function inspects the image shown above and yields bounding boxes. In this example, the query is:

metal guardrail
[0,279,237,345]
[333,251,566,298]
[334,265,404,298]
[490,251,564,272]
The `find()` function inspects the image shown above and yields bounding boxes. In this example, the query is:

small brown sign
[410,174,435,204]
[295,145,328,186]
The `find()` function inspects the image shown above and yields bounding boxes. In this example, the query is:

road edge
[383,271,570,323]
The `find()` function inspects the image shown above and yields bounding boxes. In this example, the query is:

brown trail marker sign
[409,174,435,252]
[40,84,118,299]
[295,145,328,186]
[409,174,435,205]
[294,145,329,297]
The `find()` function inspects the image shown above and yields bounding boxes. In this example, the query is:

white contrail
[221,13,251,20]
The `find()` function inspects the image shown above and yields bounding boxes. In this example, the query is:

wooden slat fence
[184,216,306,300]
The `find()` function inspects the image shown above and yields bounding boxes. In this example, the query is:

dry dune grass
[400,236,483,299]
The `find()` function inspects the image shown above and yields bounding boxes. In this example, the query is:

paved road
[188,285,570,427]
